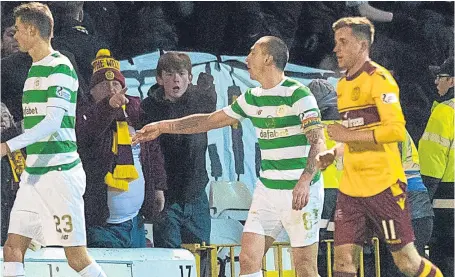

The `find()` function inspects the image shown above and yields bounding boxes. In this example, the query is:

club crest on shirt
[351,87,360,101]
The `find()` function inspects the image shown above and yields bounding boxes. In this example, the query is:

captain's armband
[300,110,323,134]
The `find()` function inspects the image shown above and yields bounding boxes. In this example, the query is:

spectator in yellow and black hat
[76,49,167,248]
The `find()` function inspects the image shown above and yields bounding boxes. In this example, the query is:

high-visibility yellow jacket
[419,98,454,182]
[322,120,343,189]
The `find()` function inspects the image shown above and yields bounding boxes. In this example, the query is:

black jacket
[141,84,216,204]
[52,18,107,89]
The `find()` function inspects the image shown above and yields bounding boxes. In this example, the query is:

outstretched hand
[131,123,161,145]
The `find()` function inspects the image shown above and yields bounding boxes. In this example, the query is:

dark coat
[141,84,216,204]
[52,18,107,89]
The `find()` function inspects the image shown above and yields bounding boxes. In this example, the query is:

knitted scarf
[7,149,26,183]
[104,106,138,191]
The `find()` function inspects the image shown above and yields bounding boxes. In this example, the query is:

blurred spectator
[310,79,342,276]
[366,1,453,141]
[49,1,106,90]
[308,79,340,120]
[1,50,33,122]
[1,13,19,57]
[0,10,24,122]
[191,2,302,56]
[76,49,167,248]
[429,58,455,107]
[227,2,302,55]
[141,52,216,276]
[348,1,393,22]
[83,2,120,53]
[190,1,231,54]
[163,2,195,50]
[262,2,303,50]
[290,2,351,67]
[0,103,23,245]
[419,57,454,276]
[116,2,178,59]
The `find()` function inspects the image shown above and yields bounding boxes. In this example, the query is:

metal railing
[182,237,381,277]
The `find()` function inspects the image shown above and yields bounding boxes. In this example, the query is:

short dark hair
[157,52,192,77]
[259,36,289,71]
[13,2,54,40]
[332,17,375,47]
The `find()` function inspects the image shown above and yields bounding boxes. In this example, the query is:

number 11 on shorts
[382,219,396,240]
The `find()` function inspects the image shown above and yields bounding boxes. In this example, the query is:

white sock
[3,262,25,277]
[78,262,106,277]
[240,271,262,277]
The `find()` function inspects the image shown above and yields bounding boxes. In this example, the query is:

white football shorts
[8,162,87,247]
[243,176,324,247]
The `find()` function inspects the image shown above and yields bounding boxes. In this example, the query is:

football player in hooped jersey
[0,3,107,277]
[316,17,443,277]
[133,36,326,277]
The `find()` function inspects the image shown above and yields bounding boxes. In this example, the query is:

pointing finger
[120,87,128,94]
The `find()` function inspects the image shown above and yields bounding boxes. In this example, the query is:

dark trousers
[153,192,211,277]
[430,209,454,277]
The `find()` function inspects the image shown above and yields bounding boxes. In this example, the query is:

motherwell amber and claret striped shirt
[22,51,80,175]
[336,61,407,197]
[223,78,322,190]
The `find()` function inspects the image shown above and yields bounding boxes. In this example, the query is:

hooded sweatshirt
[141,84,216,204]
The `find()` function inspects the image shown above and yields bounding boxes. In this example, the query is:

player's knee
[65,248,92,272]
[296,264,318,277]
[334,250,356,271]
[239,249,261,270]
[392,250,421,275]
[66,255,91,272]
[2,244,24,262]
[294,250,318,275]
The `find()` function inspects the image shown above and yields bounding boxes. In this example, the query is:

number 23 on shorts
[53,214,73,233]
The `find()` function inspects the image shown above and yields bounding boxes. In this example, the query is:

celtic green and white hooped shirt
[22,51,80,174]
[223,78,322,190]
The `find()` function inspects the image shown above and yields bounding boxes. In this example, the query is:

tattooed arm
[162,110,237,134]
[302,127,327,178]
[292,126,326,210]
[133,109,238,144]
